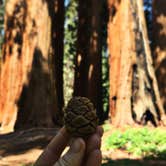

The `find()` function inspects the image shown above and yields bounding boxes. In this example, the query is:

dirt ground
[0,149,42,166]
[1,145,166,166]
[0,148,139,165]
[0,126,166,166]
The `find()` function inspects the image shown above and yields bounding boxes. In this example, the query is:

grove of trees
[0,0,165,134]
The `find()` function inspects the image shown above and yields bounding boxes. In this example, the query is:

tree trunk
[47,0,64,116]
[0,0,60,133]
[74,0,103,121]
[108,0,166,126]
[152,0,166,112]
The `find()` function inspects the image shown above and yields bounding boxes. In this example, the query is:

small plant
[103,122,111,132]
[102,127,166,159]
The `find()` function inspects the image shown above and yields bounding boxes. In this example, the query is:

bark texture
[0,0,60,133]
[0,0,37,133]
[152,0,166,112]
[108,0,134,125]
[108,0,166,126]
[47,0,64,115]
[74,0,103,121]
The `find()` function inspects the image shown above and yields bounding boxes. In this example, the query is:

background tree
[46,0,65,121]
[0,0,63,133]
[152,0,166,112]
[107,0,165,126]
[74,0,104,121]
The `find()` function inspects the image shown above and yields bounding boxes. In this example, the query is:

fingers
[35,126,103,166]
[86,126,103,155]
[85,150,102,166]
[86,133,101,155]
[96,126,104,137]
[84,126,103,166]
[54,138,85,166]
[35,127,70,166]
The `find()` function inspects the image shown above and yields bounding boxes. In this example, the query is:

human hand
[34,126,103,166]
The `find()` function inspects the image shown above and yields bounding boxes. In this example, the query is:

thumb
[54,138,85,166]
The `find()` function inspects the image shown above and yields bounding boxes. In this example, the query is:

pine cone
[64,96,98,137]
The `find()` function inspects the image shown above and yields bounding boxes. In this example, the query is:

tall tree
[152,0,166,112]
[107,0,166,126]
[47,0,64,113]
[74,0,103,121]
[0,0,63,133]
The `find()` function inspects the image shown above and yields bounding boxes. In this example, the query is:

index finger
[85,126,103,155]
[35,127,70,166]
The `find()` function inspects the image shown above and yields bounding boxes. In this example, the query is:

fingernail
[71,138,84,153]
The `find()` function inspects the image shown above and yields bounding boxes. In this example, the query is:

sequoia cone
[64,97,98,137]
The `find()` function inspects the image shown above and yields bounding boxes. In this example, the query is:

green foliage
[102,50,109,115]
[103,127,166,159]
[103,122,111,132]
[63,0,78,105]
[101,0,109,117]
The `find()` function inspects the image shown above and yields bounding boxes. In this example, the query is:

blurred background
[0,0,166,165]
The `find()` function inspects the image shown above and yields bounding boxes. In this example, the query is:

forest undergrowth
[102,122,166,163]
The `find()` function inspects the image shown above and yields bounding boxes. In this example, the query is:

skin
[35,126,103,166]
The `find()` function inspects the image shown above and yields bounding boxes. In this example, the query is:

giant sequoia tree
[107,0,166,126]
[74,0,103,121]
[152,0,166,112]
[0,0,64,133]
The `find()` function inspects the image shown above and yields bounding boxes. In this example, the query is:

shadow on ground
[102,149,166,166]
[102,158,166,166]
[0,128,58,156]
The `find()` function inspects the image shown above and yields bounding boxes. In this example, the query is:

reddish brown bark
[107,0,165,126]
[0,0,60,133]
[108,0,134,125]
[0,0,36,133]
[74,0,103,121]
[152,0,166,112]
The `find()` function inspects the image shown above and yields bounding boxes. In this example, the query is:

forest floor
[101,125,166,166]
[0,126,166,166]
